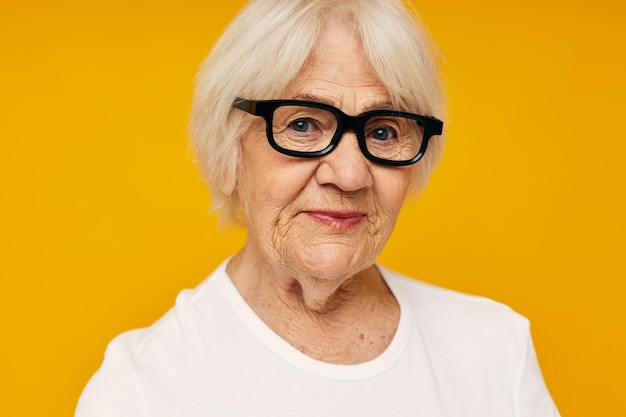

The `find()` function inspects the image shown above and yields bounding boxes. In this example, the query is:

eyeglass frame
[232,97,443,167]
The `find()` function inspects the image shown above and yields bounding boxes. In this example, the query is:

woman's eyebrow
[363,102,395,111]
[291,93,395,112]
[292,93,334,105]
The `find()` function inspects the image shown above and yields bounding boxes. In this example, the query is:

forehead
[282,24,391,111]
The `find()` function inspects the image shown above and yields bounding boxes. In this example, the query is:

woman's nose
[314,131,373,192]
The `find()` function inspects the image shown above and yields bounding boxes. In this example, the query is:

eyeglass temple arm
[233,98,257,115]
[424,116,443,136]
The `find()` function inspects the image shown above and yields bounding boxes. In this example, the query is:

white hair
[189,0,446,224]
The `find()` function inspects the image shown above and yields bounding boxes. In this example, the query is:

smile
[304,211,366,230]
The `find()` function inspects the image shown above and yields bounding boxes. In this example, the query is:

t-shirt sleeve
[515,330,561,417]
[75,349,143,417]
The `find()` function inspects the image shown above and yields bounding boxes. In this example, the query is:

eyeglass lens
[271,105,424,162]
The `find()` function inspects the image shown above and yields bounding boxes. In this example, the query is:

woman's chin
[284,243,374,282]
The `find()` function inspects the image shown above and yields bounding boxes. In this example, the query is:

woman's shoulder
[106,265,231,357]
[76,266,232,416]
[380,265,523,313]
[379,265,530,346]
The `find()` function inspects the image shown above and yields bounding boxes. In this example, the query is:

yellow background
[2,0,624,415]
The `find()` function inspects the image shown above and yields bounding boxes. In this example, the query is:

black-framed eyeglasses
[232,98,443,166]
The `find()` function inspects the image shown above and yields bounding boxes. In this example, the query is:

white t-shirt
[76,261,560,417]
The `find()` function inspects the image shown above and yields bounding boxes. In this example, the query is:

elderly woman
[76,0,560,416]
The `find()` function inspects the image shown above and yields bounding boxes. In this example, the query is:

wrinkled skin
[226,20,413,363]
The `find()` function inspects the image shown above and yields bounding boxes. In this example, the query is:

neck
[226,246,377,315]
[225,246,400,364]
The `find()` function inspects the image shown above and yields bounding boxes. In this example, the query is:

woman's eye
[371,126,396,141]
[289,119,312,132]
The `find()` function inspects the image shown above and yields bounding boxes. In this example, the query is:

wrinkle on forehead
[282,23,391,114]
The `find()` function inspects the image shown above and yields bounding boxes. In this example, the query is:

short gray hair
[189,0,446,224]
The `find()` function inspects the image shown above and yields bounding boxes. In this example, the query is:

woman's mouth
[304,211,366,230]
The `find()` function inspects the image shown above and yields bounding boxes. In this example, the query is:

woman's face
[236,24,413,281]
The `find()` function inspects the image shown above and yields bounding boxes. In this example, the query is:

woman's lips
[304,211,366,230]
